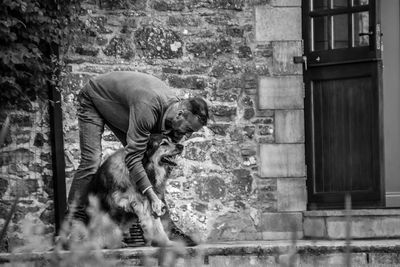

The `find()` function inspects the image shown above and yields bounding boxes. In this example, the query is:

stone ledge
[1,240,400,262]
[304,209,400,217]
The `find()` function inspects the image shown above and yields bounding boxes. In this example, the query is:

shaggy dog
[86,134,183,247]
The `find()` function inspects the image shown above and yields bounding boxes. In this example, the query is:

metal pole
[48,44,67,234]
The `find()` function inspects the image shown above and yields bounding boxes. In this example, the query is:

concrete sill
[1,240,400,265]
[303,209,400,240]
[304,209,400,217]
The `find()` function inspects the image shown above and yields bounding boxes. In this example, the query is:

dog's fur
[86,134,183,246]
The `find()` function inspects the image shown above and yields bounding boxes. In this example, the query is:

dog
[86,134,184,247]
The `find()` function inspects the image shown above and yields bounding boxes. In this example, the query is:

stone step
[303,209,400,239]
[1,240,400,266]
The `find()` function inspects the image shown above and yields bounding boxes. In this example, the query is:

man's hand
[145,187,166,217]
[151,197,166,217]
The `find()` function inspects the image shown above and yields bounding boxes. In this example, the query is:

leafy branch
[0,0,82,108]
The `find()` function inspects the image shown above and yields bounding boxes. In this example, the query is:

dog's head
[145,134,184,167]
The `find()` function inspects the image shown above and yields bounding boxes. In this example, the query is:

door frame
[302,0,385,209]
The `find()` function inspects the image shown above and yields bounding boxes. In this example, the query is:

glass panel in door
[333,14,349,48]
[352,0,369,6]
[313,16,330,51]
[312,0,329,11]
[353,11,370,47]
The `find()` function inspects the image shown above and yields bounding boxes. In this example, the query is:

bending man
[68,71,209,244]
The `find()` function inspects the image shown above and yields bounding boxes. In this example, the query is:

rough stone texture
[135,27,183,59]
[75,45,100,57]
[259,144,306,177]
[103,36,135,59]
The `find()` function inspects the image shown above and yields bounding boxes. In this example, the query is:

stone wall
[0,0,306,250]
[61,0,306,242]
[0,103,54,252]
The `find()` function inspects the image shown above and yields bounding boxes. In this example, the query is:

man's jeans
[67,84,105,222]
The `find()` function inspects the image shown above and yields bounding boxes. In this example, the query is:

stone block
[0,178,8,199]
[259,144,306,177]
[277,178,307,212]
[209,255,277,267]
[10,114,33,127]
[258,76,303,110]
[257,212,303,239]
[253,178,277,212]
[272,41,302,75]
[187,39,232,59]
[167,75,207,90]
[303,217,327,238]
[208,212,258,241]
[255,6,301,42]
[326,216,400,239]
[152,0,185,11]
[300,253,367,266]
[135,27,183,59]
[275,110,304,143]
[103,37,135,60]
[270,0,301,7]
[369,253,400,265]
[177,256,204,267]
[278,254,300,266]
[61,73,96,93]
[75,46,99,57]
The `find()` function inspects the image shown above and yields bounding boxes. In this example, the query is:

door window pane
[353,12,370,47]
[313,16,330,51]
[312,0,329,11]
[352,0,369,6]
[333,0,347,8]
[333,14,348,49]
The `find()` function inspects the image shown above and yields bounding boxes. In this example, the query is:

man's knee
[75,158,101,177]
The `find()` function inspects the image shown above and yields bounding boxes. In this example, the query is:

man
[68,71,209,244]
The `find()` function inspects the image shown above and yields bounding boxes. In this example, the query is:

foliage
[2,196,193,266]
[0,0,81,107]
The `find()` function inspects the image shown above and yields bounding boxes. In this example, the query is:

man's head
[166,97,209,142]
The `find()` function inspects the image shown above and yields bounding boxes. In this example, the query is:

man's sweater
[84,71,178,193]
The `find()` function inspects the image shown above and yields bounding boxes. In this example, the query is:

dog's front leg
[134,199,171,247]
[151,217,173,247]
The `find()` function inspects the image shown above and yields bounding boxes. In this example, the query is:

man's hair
[183,97,209,125]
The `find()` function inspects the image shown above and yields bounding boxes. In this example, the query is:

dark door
[303,0,385,208]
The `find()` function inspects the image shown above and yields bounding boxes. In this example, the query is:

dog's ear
[146,134,164,158]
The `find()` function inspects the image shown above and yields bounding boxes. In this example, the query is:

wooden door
[302,0,385,208]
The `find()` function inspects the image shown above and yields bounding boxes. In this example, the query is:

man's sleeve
[125,102,158,194]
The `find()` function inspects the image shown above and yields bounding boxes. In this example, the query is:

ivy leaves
[0,0,81,108]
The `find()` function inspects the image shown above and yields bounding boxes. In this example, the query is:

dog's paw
[120,241,129,248]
